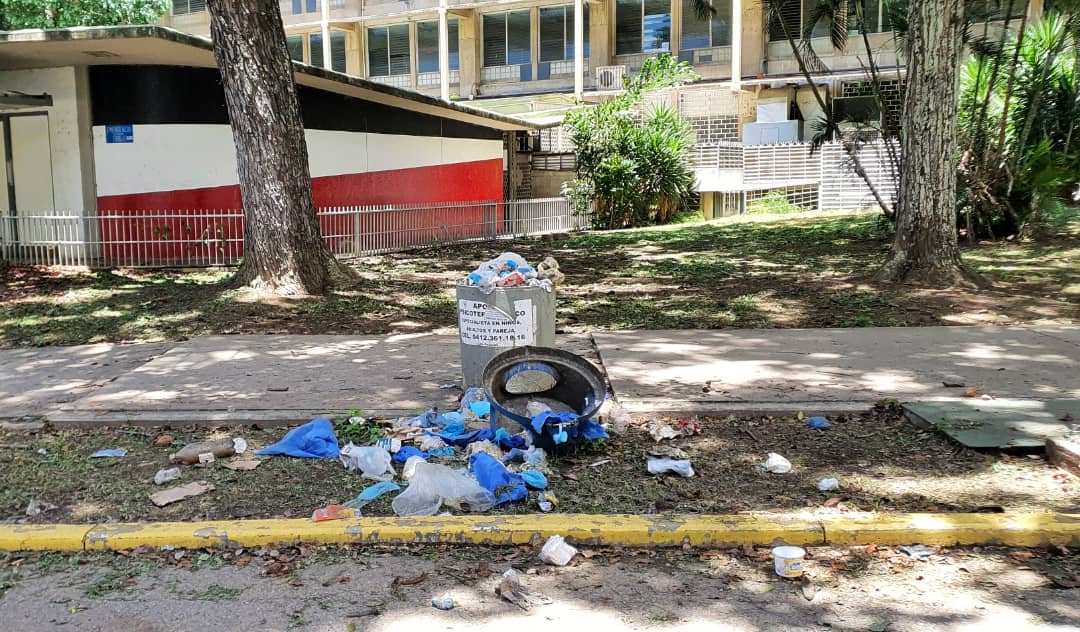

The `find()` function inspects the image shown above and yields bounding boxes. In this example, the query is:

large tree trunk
[207,0,352,296]
[875,0,976,287]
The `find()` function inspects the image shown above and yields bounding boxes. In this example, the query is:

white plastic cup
[772,546,806,578]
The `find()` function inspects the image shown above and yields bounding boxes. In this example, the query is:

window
[615,0,670,55]
[287,35,304,62]
[368,24,411,76]
[330,31,347,72]
[483,11,531,67]
[769,0,839,41]
[310,34,323,69]
[171,0,205,15]
[680,0,731,50]
[417,19,460,73]
[291,0,318,14]
[539,5,590,63]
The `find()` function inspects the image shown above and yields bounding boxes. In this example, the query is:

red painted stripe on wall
[96,159,504,211]
[94,159,505,264]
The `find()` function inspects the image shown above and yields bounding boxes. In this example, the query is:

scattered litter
[36,448,47,456]
[397,409,440,429]
[339,443,396,481]
[520,469,548,489]
[462,252,559,294]
[431,593,456,610]
[419,435,447,452]
[763,453,792,474]
[197,452,216,467]
[345,481,402,509]
[256,417,340,459]
[647,458,695,477]
[222,460,261,471]
[91,448,127,458]
[232,437,248,454]
[376,437,402,454]
[648,421,680,442]
[806,416,831,430]
[505,362,561,395]
[539,535,578,566]
[25,499,57,516]
[170,437,238,464]
[154,467,182,485]
[402,455,425,480]
[153,434,174,447]
[391,572,428,597]
[648,445,688,459]
[502,446,550,474]
[439,383,458,389]
[588,458,612,467]
[149,481,214,507]
[470,452,527,506]
[312,505,359,522]
[465,439,503,461]
[900,545,934,559]
[393,445,430,463]
[772,546,806,578]
[537,491,557,512]
[391,461,495,516]
[817,478,840,492]
[428,446,456,458]
[496,568,552,610]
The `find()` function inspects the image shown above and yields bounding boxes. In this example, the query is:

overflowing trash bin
[456,252,562,388]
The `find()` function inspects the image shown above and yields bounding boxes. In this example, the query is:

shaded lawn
[2,406,1076,524]
[1,211,1077,348]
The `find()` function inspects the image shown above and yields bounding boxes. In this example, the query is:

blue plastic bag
[426,427,494,447]
[520,469,548,489]
[469,452,527,507]
[493,427,527,451]
[345,481,401,509]
[807,416,831,430]
[393,445,430,463]
[428,446,455,458]
[529,410,577,434]
[256,417,340,459]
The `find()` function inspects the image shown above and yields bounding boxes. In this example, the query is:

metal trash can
[456,284,556,388]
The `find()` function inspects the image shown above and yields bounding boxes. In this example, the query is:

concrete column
[409,21,419,90]
[574,0,584,99]
[439,0,451,101]
[320,0,331,69]
[1028,0,1044,20]
[670,0,680,58]
[588,0,611,74]
[456,10,480,96]
[730,0,741,90]
[742,0,764,78]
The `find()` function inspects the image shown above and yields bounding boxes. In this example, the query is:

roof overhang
[0,25,533,132]
[0,90,53,110]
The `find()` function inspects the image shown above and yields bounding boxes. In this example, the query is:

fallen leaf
[148,481,214,507]
[700,550,723,560]
[222,459,262,471]
[864,544,878,554]
[561,471,580,481]
[800,576,817,601]
[263,561,294,577]
[152,434,174,447]
[1011,551,1034,560]
[963,387,981,398]
[830,560,849,571]
[824,497,843,508]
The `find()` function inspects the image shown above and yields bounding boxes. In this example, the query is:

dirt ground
[0,542,1077,631]
[2,405,1076,524]
[2,212,1077,348]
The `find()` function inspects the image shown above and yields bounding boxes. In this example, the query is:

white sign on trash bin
[458,298,535,348]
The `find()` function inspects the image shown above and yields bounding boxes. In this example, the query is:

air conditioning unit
[595,65,629,91]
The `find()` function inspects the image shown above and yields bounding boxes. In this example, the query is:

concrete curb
[1,513,1077,552]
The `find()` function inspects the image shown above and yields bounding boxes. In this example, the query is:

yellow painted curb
[81,514,824,552]
[822,513,1080,547]
[1,513,1076,552]
[0,524,89,552]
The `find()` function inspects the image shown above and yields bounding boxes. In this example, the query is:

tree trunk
[207,0,353,296]
[875,0,976,287]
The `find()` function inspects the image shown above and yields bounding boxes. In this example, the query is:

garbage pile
[251,386,607,519]
[462,252,565,294]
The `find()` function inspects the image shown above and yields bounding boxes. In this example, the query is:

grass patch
[1,210,1076,348]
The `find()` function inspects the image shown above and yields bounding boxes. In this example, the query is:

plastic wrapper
[339,443,396,481]
[391,461,495,516]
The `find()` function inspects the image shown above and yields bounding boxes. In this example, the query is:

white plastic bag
[391,461,495,516]
[646,458,694,477]
[339,443,396,481]
[763,452,792,474]
[539,535,577,566]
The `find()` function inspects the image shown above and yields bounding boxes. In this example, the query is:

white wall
[0,67,94,213]
[92,124,502,197]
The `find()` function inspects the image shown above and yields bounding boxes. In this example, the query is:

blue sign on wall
[105,124,134,143]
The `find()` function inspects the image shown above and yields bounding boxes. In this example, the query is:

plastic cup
[772,546,806,578]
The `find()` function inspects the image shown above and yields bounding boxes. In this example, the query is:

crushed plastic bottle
[431,593,456,610]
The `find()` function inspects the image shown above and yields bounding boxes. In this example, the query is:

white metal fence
[694,140,899,212]
[0,197,589,269]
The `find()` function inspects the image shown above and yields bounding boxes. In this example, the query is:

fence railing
[0,197,589,269]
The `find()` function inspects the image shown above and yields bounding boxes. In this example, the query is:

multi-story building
[161,0,1044,210]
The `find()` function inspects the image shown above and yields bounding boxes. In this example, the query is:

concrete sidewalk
[1,326,1076,426]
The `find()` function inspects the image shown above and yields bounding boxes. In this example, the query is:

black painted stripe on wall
[88,65,502,141]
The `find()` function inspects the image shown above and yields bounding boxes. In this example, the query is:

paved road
[0,545,1076,631]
